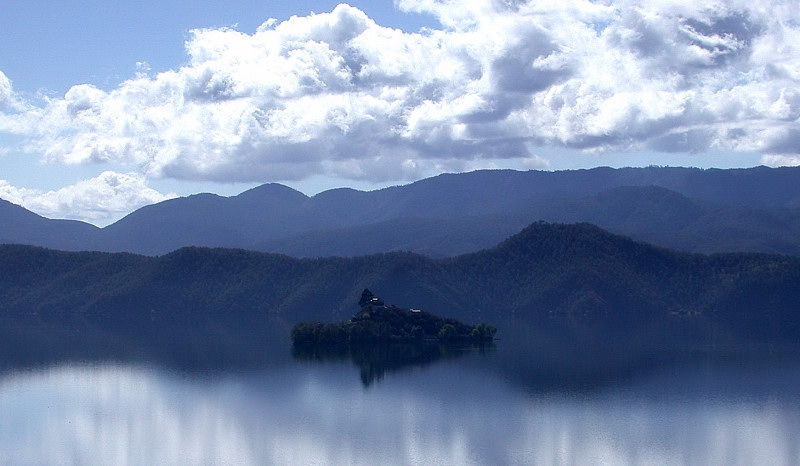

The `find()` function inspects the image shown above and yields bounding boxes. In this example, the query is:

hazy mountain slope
[253,185,800,258]
[5,166,800,256]
[537,186,800,256]
[2,223,799,341]
[253,214,533,258]
[98,183,332,255]
[0,199,100,251]
[320,165,800,222]
[93,165,800,256]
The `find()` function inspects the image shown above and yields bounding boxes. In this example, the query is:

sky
[0,0,798,226]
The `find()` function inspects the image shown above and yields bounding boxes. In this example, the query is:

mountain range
[3,166,800,257]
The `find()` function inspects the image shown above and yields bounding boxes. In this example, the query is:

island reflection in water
[1,352,799,465]
[291,341,494,386]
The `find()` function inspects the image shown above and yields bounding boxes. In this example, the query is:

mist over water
[1,345,799,465]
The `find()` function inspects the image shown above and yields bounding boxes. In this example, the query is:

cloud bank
[1,0,800,188]
[0,172,176,226]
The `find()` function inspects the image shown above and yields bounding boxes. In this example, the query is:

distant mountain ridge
[0,199,100,250]
[4,166,800,256]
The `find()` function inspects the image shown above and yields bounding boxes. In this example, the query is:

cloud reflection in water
[0,360,798,465]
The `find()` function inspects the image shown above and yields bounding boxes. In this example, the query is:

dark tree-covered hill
[2,222,799,342]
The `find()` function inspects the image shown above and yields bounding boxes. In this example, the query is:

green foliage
[437,324,457,341]
[471,323,497,341]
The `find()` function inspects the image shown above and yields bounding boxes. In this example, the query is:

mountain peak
[236,183,308,203]
[485,221,650,263]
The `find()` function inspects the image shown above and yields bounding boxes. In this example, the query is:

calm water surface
[0,341,799,465]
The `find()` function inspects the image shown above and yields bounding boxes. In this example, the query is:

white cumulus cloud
[0,171,177,226]
[0,71,12,107]
[0,1,798,184]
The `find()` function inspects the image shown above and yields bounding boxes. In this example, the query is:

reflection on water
[292,342,494,386]
[1,355,799,465]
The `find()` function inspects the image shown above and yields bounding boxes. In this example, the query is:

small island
[291,289,497,344]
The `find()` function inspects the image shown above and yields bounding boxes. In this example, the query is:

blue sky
[0,0,797,225]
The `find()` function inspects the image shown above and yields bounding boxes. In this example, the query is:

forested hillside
[2,222,799,342]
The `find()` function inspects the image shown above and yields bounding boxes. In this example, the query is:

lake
[1,329,799,465]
